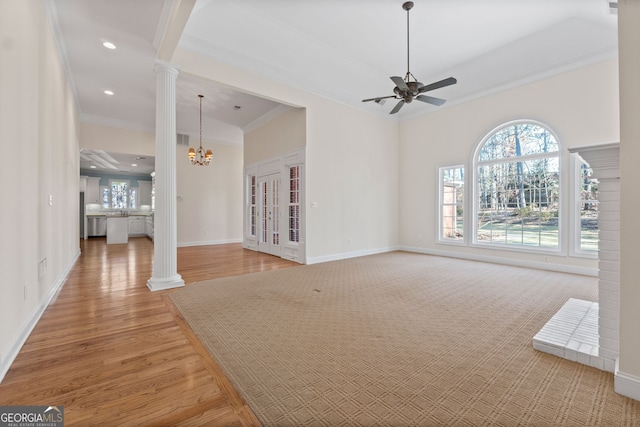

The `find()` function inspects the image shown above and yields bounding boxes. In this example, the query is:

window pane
[476,122,559,249]
[111,181,128,209]
[102,187,110,209]
[129,188,137,209]
[478,123,559,162]
[579,163,598,252]
[440,166,464,242]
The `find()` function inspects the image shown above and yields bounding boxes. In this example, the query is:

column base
[147,274,185,291]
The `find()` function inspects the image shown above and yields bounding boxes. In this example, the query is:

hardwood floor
[0,237,299,426]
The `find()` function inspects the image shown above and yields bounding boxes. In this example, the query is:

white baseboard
[0,248,81,383]
[399,246,598,277]
[306,246,399,265]
[615,359,640,401]
[177,238,243,248]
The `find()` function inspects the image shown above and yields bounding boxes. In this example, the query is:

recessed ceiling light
[131,163,138,167]
[102,41,116,50]
[89,165,97,169]
[104,90,114,95]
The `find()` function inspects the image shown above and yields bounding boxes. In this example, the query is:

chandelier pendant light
[188,94,213,166]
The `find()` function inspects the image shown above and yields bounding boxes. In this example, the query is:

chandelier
[188,94,213,166]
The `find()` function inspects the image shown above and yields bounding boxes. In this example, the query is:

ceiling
[49,0,618,172]
[79,149,156,175]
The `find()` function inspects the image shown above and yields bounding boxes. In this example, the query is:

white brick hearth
[534,298,615,372]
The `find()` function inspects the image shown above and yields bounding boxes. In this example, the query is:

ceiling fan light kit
[362,1,457,114]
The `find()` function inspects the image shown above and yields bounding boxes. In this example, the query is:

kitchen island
[106,216,129,244]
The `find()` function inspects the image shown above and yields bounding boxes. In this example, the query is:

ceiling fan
[362,1,457,114]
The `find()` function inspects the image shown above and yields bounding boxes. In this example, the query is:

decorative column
[147,61,185,291]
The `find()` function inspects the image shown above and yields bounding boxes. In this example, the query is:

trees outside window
[475,122,560,249]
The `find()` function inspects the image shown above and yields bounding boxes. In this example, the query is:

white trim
[41,0,80,113]
[177,238,243,248]
[152,0,175,51]
[306,246,399,265]
[146,275,185,291]
[0,249,81,383]
[399,245,598,277]
[615,359,640,401]
[243,104,293,133]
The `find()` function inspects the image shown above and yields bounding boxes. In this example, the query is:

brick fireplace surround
[534,143,620,373]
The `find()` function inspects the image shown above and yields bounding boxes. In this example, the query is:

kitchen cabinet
[146,216,154,241]
[139,181,152,206]
[107,217,128,244]
[128,216,146,236]
[85,177,101,204]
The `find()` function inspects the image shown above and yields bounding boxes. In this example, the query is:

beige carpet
[169,252,640,426]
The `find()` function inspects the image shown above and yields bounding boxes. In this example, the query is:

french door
[257,173,281,256]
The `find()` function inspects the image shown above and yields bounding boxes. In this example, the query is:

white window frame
[437,165,466,245]
[570,154,598,258]
[471,120,564,254]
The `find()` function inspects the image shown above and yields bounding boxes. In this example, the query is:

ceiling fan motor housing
[361,0,456,113]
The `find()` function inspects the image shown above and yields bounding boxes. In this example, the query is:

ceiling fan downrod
[403,1,414,83]
[361,0,456,114]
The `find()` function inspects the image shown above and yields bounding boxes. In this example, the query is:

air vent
[176,133,189,146]
[609,0,618,14]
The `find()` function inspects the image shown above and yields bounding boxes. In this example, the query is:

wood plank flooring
[0,237,299,426]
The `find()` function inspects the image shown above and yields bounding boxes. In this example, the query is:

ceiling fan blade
[416,95,446,106]
[418,77,457,93]
[362,95,396,103]
[389,100,405,114]
[391,76,409,92]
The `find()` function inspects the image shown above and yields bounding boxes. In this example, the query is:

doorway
[257,173,281,256]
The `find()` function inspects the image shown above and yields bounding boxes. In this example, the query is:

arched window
[474,121,560,249]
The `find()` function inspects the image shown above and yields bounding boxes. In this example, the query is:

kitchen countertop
[87,212,153,217]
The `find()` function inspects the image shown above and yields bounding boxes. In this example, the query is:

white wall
[245,107,306,165]
[618,0,640,396]
[177,139,244,246]
[0,1,80,380]
[173,48,400,262]
[399,58,619,274]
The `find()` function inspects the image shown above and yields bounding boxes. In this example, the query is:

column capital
[153,60,180,77]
